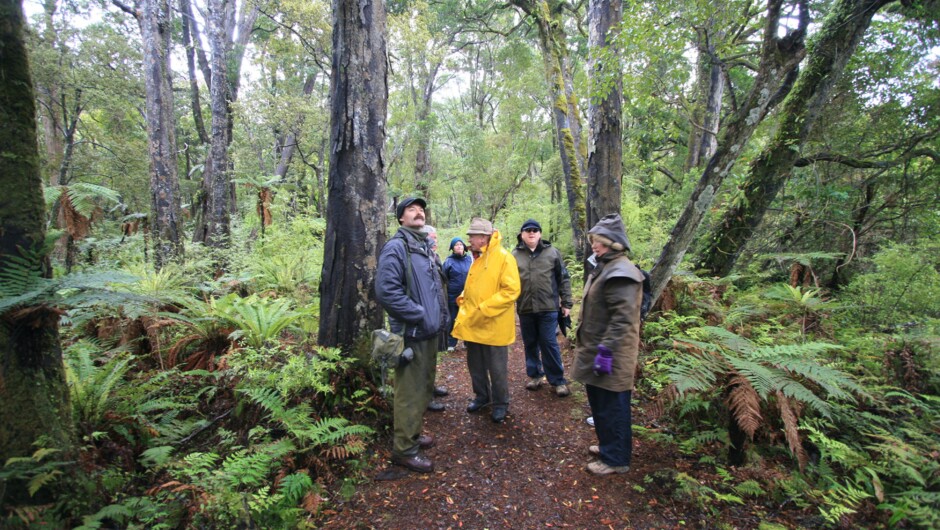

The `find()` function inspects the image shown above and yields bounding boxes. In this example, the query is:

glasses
[523,228,540,233]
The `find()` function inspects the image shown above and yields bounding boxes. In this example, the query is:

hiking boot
[446,346,455,353]
[525,377,544,390]
[391,453,434,473]
[491,407,507,423]
[433,386,449,397]
[466,398,489,413]
[586,460,629,475]
[554,384,571,397]
[417,435,435,449]
[588,445,600,457]
[427,400,445,412]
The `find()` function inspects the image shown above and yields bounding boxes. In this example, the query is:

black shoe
[427,400,445,412]
[391,453,434,473]
[466,398,489,413]
[417,434,435,449]
[433,386,449,397]
[491,407,507,423]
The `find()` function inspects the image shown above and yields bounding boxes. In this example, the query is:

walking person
[442,237,472,352]
[572,214,644,475]
[375,197,448,473]
[420,224,451,413]
[512,218,574,397]
[452,218,521,424]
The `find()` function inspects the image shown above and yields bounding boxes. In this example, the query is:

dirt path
[319,335,696,529]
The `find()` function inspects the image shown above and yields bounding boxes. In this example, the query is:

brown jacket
[571,251,644,392]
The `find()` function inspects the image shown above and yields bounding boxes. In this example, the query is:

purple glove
[593,344,613,376]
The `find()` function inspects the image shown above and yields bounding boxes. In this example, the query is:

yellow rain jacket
[452,229,521,346]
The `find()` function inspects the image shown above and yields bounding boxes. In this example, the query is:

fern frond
[727,375,762,440]
[777,391,808,471]
[701,326,758,355]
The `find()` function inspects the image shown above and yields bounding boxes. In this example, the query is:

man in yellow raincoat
[452,218,521,423]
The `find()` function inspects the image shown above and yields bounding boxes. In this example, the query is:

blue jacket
[375,228,447,341]
[442,252,472,305]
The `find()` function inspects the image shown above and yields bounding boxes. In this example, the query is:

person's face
[399,204,425,229]
[427,232,438,250]
[590,236,610,257]
[453,242,465,255]
[521,227,541,248]
[468,233,489,252]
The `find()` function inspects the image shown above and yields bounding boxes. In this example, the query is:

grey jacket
[571,250,644,392]
[375,228,447,341]
[512,239,573,314]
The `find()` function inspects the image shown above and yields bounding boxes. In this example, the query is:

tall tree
[140,0,184,265]
[648,0,809,303]
[697,0,896,277]
[318,0,389,348]
[0,0,74,468]
[510,0,588,261]
[585,0,623,250]
[191,0,259,245]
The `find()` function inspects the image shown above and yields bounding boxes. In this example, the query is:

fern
[277,473,314,504]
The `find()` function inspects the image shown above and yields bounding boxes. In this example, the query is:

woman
[572,214,645,475]
[442,237,472,351]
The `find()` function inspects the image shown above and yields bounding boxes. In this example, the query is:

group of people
[375,197,644,477]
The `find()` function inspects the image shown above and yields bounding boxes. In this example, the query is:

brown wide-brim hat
[467,217,494,235]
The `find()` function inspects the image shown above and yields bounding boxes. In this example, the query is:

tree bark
[140,0,184,266]
[318,0,389,349]
[648,0,809,304]
[180,0,209,145]
[512,0,588,261]
[586,0,623,253]
[697,0,893,277]
[0,0,74,472]
[684,26,724,172]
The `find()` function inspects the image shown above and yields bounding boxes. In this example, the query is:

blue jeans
[520,311,567,386]
[586,386,632,467]
[447,301,459,347]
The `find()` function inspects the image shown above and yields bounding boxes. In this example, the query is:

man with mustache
[375,197,448,473]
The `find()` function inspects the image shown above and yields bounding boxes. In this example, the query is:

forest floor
[317,332,823,529]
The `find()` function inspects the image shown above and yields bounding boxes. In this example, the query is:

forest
[0,0,938,527]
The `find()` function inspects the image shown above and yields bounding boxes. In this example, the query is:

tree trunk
[585,0,623,255]
[696,0,893,277]
[191,0,259,245]
[684,27,724,172]
[140,0,184,266]
[0,0,74,472]
[648,0,809,304]
[318,0,388,349]
[274,73,318,180]
[513,0,588,261]
[180,0,209,145]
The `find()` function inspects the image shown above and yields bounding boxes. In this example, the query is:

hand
[593,344,613,376]
[561,307,570,318]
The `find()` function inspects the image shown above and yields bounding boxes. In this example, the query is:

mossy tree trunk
[648,0,809,304]
[512,0,587,262]
[318,0,388,349]
[696,0,894,277]
[0,0,74,469]
[586,0,623,257]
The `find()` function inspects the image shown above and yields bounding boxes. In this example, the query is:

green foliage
[64,341,133,432]
[214,293,308,348]
[0,447,69,499]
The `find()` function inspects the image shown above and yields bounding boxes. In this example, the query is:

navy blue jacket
[442,252,472,305]
[375,228,447,341]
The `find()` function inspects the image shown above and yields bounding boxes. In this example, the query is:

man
[375,197,448,473]
[420,224,450,413]
[452,218,521,423]
[512,218,574,397]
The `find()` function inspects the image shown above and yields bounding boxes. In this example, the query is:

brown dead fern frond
[647,383,679,420]
[776,390,808,471]
[727,375,762,440]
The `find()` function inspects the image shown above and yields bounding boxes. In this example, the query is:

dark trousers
[586,385,632,467]
[392,337,437,457]
[465,341,509,409]
[520,311,567,386]
[446,301,459,347]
